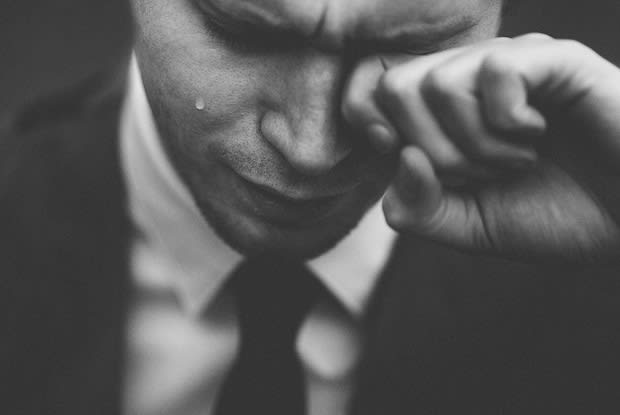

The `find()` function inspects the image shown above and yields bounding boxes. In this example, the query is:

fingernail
[367,124,397,154]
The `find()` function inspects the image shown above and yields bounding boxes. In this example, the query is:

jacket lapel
[351,235,555,414]
[0,70,131,415]
[352,229,620,414]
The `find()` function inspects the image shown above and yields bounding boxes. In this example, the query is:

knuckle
[378,68,410,102]
[481,52,515,79]
[558,39,592,56]
[519,32,553,41]
[422,67,460,102]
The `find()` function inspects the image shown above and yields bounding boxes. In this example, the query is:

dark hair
[502,0,521,14]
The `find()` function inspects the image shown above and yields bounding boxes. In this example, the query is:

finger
[383,146,443,230]
[478,51,547,137]
[377,60,496,182]
[480,36,604,109]
[376,39,526,181]
[422,65,539,169]
[516,32,554,41]
[383,146,493,251]
[495,37,620,167]
[417,41,541,169]
[342,56,399,153]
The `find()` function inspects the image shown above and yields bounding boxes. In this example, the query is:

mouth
[232,170,352,227]
[247,177,344,204]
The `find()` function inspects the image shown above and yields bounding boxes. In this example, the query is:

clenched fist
[342,34,620,263]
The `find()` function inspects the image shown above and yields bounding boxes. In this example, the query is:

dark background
[0,0,618,113]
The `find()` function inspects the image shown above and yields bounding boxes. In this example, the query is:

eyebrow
[196,0,476,54]
[197,0,292,34]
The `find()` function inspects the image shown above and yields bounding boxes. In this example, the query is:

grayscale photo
[1,0,620,413]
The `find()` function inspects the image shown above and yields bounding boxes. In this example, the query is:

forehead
[203,0,499,46]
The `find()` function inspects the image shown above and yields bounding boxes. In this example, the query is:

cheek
[133,2,273,154]
[136,36,274,167]
[140,45,257,128]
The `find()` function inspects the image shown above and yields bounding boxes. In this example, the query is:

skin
[130,0,502,259]
[374,36,620,263]
[131,0,620,265]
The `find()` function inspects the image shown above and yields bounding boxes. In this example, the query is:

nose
[260,53,352,176]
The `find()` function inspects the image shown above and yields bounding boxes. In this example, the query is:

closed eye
[198,4,303,53]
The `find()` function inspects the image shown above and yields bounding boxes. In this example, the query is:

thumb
[383,146,443,234]
[383,146,443,231]
[383,146,494,251]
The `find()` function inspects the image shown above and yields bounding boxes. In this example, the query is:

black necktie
[214,257,322,415]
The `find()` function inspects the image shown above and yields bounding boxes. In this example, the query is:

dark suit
[3,69,620,415]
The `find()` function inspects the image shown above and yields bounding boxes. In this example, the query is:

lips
[232,170,351,227]
[249,177,343,203]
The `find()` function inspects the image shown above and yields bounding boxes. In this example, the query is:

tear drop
[195,97,206,111]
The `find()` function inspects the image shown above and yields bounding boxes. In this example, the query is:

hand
[342,34,620,263]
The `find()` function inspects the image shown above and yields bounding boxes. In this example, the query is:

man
[3,0,620,414]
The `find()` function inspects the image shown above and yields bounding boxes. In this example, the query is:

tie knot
[229,257,323,342]
[216,257,321,415]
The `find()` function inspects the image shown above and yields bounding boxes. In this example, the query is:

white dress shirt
[120,57,397,415]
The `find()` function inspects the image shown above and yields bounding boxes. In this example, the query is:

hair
[502,0,522,14]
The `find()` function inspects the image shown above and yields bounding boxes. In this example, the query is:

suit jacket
[3,69,620,415]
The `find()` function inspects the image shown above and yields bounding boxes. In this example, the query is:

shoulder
[0,66,126,184]
[1,66,126,166]
[0,66,130,252]
[0,69,133,404]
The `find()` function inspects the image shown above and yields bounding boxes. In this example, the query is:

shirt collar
[120,57,397,317]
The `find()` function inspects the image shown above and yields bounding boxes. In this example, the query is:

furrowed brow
[196,0,479,54]
[196,0,294,37]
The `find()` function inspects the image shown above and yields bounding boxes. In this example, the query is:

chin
[197,200,364,260]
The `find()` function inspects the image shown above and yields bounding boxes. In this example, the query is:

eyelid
[348,42,440,61]
[403,48,440,56]
[196,0,443,57]
[200,7,304,52]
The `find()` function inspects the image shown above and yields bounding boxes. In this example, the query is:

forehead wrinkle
[199,0,500,51]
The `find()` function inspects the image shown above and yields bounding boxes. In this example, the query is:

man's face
[131,0,502,258]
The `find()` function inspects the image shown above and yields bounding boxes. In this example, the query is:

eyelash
[202,15,299,53]
[200,11,440,57]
